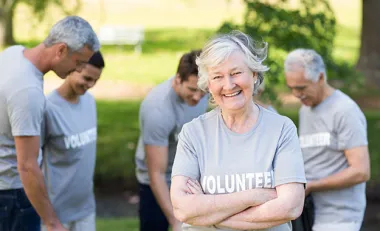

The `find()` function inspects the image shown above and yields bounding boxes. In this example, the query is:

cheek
[208,82,221,95]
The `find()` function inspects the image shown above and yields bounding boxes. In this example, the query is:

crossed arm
[171,175,304,230]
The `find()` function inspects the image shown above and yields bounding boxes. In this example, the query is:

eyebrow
[287,85,307,89]
[187,86,198,91]
[210,67,241,75]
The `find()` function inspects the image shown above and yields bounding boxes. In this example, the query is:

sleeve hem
[274,177,307,187]
[12,131,41,136]
[340,142,368,151]
[171,173,199,180]
[143,141,169,147]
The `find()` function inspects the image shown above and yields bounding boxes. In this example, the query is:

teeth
[225,91,241,97]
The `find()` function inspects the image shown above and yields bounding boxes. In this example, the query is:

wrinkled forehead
[207,50,247,73]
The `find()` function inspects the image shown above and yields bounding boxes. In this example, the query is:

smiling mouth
[224,90,242,97]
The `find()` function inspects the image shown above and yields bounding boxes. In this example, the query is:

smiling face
[285,66,325,107]
[175,74,206,106]
[207,51,257,112]
[52,44,94,79]
[66,63,102,95]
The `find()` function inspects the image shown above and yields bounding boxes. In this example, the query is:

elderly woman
[170,31,306,231]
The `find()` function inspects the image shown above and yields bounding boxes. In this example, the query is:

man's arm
[216,183,304,230]
[15,136,67,231]
[146,145,181,229]
[306,146,370,195]
[171,176,277,226]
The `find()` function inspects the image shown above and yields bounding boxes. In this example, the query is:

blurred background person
[135,50,208,231]
[41,51,105,231]
[284,48,370,231]
[0,16,99,231]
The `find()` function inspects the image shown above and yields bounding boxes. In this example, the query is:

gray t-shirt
[172,106,306,231]
[299,90,368,224]
[42,90,97,223]
[135,78,208,185]
[0,45,44,190]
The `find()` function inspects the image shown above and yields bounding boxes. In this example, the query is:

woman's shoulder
[182,107,219,133]
[260,106,296,129]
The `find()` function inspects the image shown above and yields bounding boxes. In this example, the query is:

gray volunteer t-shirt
[299,90,368,224]
[42,90,97,223]
[172,106,306,231]
[0,45,44,190]
[135,78,208,185]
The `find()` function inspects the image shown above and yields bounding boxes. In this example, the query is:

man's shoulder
[330,90,363,115]
[141,80,173,111]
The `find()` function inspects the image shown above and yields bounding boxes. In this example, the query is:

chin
[222,103,247,111]
[187,101,198,106]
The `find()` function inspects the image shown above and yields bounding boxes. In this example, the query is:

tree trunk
[0,4,15,47]
[356,0,380,89]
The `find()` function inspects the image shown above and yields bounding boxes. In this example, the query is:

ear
[175,74,182,85]
[318,72,325,84]
[56,43,68,58]
[253,72,258,84]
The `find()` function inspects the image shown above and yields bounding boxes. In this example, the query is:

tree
[0,0,81,47]
[219,0,348,104]
[356,0,380,89]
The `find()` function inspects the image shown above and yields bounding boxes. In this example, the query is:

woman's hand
[186,179,204,195]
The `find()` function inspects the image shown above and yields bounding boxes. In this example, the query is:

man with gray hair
[0,16,99,231]
[284,49,370,231]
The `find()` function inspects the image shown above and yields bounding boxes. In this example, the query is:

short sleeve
[7,87,45,136]
[141,108,175,146]
[336,108,368,150]
[171,124,200,180]
[273,118,307,187]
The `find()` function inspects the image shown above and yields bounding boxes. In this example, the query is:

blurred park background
[1,0,380,230]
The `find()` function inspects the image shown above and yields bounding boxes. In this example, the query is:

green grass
[97,217,138,231]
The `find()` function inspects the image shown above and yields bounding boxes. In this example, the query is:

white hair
[284,49,327,82]
[43,16,100,52]
[196,30,269,95]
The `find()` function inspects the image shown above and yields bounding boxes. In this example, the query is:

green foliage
[21,0,82,20]
[95,100,141,188]
[219,0,362,104]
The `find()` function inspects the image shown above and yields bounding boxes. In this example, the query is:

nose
[87,81,95,89]
[192,91,202,101]
[223,76,235,90]
[291,88,302,98]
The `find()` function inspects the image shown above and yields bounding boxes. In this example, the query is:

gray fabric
[42,90,97,223]
[172,106,306,231]
[0,45,44,190]
[267,105,278,114]
[299,90,368,225]
[135,78,208,185]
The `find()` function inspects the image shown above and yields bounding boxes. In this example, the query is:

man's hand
[46,223,69,231]
[172,220,183,231]
[305,182,313,196]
